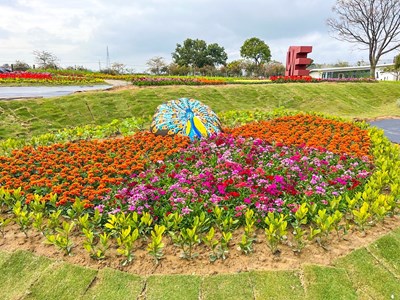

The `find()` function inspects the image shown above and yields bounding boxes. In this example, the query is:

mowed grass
[1,82,400,139]
[303,265,357,300]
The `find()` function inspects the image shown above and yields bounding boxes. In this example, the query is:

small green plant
[292,203,308,253]
[202,227,219,262]
[312,209,339,247]
[162,211,183,232]
[171,225,200,260]
[192,212,211,234]
[264,212,288,254]
[214,206,238,232]
[218,231,233,260]
[45,221,75,255]
[0,188,13,210]
[28,194,46,213]
[47,210,62,232]
[66,197,85,220]
[78,213,91,230]
[138,212,153,237]
[147,224,166,264]
[82,228,110,260]
[116,226,139,266]
[12,201,31,237]
[238,209,256,255]
[0,216,11,237]
[353,202,371,231]
[371,195,393,222]
[105,212,130,237]
[31,212,46,234]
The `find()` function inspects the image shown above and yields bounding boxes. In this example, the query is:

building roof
[310,63,395,72]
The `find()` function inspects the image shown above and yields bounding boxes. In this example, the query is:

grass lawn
[202,273,254,300]
[335,247,400,299]
[146,274,201,300]
[250,270,305,300]
[83,268,144,300]
[303,265,357,300]
[0,250,53,300]
[1,82,400,139]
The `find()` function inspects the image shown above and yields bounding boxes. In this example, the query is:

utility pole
[106,46,110,69]
[98,60,101,72]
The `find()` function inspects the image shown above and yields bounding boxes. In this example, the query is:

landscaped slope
[1,82,399,139]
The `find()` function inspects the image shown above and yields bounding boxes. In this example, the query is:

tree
[264,61,286,77]
[240,37,271,66]
[146,56,168,75]
[395,53,400,69]
[172,38,227,72]
[333,61,350,67]
[226,60,244,77]
[111,62,126,74]
[327,0,400,78]
[33,50,59,69]
[12,61,31,71]
[167,63,190,76]
[384,53,400,80]
[206,43,228,67]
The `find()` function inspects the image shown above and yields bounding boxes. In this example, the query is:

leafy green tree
[167,63,190,76]
[172,38,227,71]
[395,53,400,69]
[226,60,244,77]
[206,43,228,67]
[383,53,400,80]
[240,37,271,66]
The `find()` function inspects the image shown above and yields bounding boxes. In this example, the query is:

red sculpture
[285,46,312,76]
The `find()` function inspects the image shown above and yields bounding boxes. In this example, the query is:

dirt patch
[0,216,399,276]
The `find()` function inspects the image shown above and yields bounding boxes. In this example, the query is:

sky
[0,0,396,72]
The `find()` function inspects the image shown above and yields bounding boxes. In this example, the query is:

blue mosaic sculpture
[150,98,222,141]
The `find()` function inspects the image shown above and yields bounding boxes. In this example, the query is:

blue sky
[0,0,396,71]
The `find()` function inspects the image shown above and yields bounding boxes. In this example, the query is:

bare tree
[111,62,126,74]
[33,50,59,69]
[146,56,167,75]
[327,0,400,78]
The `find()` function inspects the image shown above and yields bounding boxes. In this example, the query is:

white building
[309,63,398,81]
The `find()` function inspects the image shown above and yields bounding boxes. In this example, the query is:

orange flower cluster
[226,115,371,158]
[0,132,189,206]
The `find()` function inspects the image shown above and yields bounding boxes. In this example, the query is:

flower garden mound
[0,113,399,275]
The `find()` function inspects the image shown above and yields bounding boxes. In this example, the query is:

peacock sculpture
[150,98,222,141]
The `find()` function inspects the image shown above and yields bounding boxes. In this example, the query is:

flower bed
[104,133,373,220]
[269,75,376,83]
[0,132,189,206]
[0,112,399,265]
[131,76,226,86]
[0,71,105,85]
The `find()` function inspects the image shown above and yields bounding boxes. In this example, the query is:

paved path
[0,85,112,99]
[369,119,400,143]
[104,79,131,86]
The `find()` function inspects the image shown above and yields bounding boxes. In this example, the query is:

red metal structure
[285,46,312,76]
